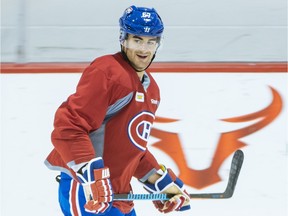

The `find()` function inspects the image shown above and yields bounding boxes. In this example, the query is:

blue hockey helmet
[119,5,164,42]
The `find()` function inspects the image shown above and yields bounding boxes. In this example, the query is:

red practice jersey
[45,52,161,213]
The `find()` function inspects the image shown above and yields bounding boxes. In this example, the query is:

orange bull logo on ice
[150,87,283,189]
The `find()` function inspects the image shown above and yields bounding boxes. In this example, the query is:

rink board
[1,62,287,216]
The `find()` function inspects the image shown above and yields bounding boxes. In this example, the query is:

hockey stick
[114,149,244,201]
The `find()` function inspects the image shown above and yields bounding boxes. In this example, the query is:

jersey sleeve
[133,149,161,182]
[51,64,110,168]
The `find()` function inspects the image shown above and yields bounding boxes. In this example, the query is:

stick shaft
[114,192,227,201]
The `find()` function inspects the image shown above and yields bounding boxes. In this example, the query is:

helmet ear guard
[119,29,129,45]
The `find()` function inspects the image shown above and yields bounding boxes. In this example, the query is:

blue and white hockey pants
[58,172,137,216]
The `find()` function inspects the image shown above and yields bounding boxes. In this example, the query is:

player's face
[123,34,159,72]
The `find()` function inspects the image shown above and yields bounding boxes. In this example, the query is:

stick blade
[189,149,244,199]
[223,149,244,198]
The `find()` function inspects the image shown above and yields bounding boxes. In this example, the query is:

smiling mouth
[136,54,148,59]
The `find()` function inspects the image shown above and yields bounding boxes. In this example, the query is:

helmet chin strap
[120,46,156,72]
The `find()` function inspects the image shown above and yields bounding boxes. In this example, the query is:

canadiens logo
[128,111,155,151]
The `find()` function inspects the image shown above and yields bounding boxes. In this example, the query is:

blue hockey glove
[76,157,113,214]
[142,165,191,213]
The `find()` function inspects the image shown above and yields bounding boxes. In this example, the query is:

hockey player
[45,5,191,216]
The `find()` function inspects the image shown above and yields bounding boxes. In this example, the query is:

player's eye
[134,39,142,44]
[147,41,157,46]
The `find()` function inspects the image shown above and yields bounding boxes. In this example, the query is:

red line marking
[1,62,287,73]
